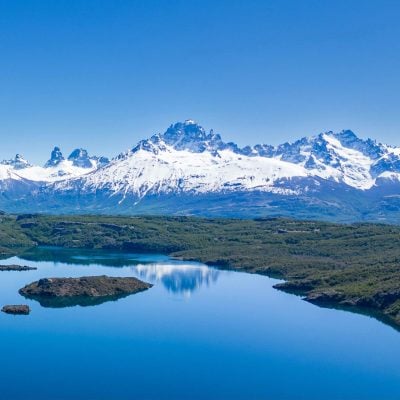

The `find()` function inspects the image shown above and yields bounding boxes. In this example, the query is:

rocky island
[0,264,37,271]
[2,305,30,315]
[19,275,153,308]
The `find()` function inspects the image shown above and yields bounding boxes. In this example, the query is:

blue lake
[0,247,400,400]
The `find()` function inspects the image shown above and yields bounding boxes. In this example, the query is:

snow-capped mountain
[1,120,400,222]
[0,147,109,184]
[56,120,399,194]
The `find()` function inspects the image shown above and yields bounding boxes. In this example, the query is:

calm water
[0,247,399,400]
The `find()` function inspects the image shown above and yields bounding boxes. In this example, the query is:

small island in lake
[19,275,153,308]
[0,264,37,271]
[2,305,30,315]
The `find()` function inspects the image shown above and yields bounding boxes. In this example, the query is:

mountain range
[2,119,400,223]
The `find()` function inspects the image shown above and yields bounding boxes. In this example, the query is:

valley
[1,213,400,329]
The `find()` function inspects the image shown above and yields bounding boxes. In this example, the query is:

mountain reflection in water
[132,263,219,296]
[21,292,134,308]
[20,246,220,295]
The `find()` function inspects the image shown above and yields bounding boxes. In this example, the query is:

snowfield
[1,120,400,216]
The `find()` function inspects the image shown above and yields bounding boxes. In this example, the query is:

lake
[0,247,400,400]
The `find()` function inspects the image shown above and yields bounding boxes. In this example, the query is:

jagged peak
[335,129,357,139]
[131,120,225,155]
[67,148,110,169]
[125,122,400,184]
[133,120,278,157]
[67,148,91,168]
[45,146,65,168]
[130,122,380,160]
[1,122,400,203]
[68,148,89,160]
[1,154,31,169]
[162,121,208,145]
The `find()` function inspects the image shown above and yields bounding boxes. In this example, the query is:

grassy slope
[0,214,35,257]
[2,214,400,328]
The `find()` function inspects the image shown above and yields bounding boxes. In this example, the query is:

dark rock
[273,279,317,294]
[68,149,93,168]
[19,275,153,308]
[305,290,346,304]
[370,290,400,308]
[2,305,30,315]
[45,146,65,168]
[0,264,37,271]
[306,289,400,311]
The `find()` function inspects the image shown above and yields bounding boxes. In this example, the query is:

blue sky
[0,0,399,164]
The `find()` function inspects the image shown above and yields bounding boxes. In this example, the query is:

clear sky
[1,0,400,164]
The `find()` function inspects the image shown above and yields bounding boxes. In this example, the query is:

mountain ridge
[1,120,400,222]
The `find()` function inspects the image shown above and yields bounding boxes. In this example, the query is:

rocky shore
[2,305,30,315]
[274,282,400,328]
[0,264,37,271]
[19,275,153,308]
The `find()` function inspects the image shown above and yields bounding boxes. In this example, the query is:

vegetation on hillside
[1,213,400,328]
[0,214,35,256]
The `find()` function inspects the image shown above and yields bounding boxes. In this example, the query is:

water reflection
[20,246,220,296]
[20,293,133,308]
[132,263,219,296]
[20,246,152,267]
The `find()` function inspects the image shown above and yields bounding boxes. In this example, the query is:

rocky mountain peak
[161,121,210,151]
[68,148,93,168]
[1,154,31,169]
[329,130,383,160]
[45,146,65,168]
[131,120,227,155]
[1,121,400,222]
[67,148,109,168]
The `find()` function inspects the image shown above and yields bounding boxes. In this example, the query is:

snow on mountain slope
[0,164,23,181]
[295,133,376,189]
[376,171,400,182]
[64,145,308,200]
[16,160,97,182]
[56,120,398,198]
[1,120,400,213]
[0,148,108,183]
